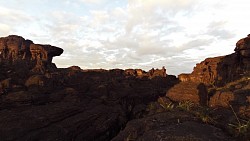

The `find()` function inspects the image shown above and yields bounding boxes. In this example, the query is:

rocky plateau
[0,35,249,141]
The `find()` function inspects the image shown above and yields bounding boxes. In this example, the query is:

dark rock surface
[112,111,233,141]
[0,67,178,140]
[0,35,180,141]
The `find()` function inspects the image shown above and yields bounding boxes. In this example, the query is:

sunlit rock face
[169,35,250,120]
[235,34,250,58]
[124,67,167,78]
[0,35,63,73]
[178,35,250,87]
[0,35,33,61]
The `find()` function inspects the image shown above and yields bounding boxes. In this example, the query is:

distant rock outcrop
[178,35,250,86]
[124,66,167,78]
[235,34,250,58]
[0,35,63,73]
[167,35,250,120]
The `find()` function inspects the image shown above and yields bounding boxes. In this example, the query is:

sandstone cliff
[178,35,250,86]
[167,35,250,122]
[0,35,63,74]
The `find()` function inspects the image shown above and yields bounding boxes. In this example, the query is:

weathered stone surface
[112,111,233,141]
[178,56,223,85]
[0,35,63,74]
[209,88,250,118]
[0,72,178,140]
[0,35,33,61]
[235,34,250,58]
[30,44,63,62]
[25,75,47,87]
[178,35,250,87]
[166,82,208,105]
[209,91,235,108]
[124,67,167,78]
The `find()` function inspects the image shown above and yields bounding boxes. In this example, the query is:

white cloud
[89,10,110,27]
[79,0,106,4]
[0,6,30,22]
[0,24,11,36]
[0,0,250,75]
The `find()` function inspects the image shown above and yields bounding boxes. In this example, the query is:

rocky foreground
[0,35,249,141]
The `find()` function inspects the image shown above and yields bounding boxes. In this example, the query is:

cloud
[0,6,35,39]
[79,0,107,4]
[125,0,194,34]
[89,10,110,27]
[206,21,235,39]
[0,24,11,36]
[179,38,214,51]
[1,0,249,75]
[0,6,31,23]
[0,6,32,32]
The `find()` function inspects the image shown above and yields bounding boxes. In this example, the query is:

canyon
[0,35,249,141]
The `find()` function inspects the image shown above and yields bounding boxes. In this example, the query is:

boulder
[166,82,208,105]
[209,91,234,108]
[0,78,12,95]
[25,75,47,87]
[112,111,233,141]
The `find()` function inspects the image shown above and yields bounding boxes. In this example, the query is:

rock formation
[0,35,181,141]
[0,35,63,73]
[166,82,208,105]
[235,34,250,57]
[124,66,167,78]
[167,35,250,122]
[178,35,250,86]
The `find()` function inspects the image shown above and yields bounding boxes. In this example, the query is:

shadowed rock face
[0,35,180,141]
[0,67,179,141]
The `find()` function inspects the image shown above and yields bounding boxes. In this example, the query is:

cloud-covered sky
[0,0,249,75]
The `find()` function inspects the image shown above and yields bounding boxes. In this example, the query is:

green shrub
[228,105,250,136]
[195,107,215,124]
[177,101,194,111]
[158,97,175,111]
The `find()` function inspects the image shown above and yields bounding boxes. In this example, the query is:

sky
[0,0,249,75]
